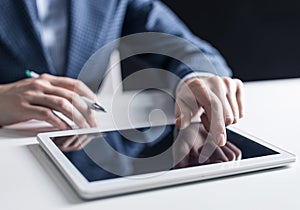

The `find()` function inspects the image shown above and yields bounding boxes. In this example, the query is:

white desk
[1,79,299,210]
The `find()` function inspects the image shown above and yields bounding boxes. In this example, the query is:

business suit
[0,0,231,88]
[0,1,244,160]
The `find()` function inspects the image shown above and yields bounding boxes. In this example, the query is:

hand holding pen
[0,70,105,130]
[25,70,106,129]
[26,70,106,112]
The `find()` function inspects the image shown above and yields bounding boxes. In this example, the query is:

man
[0,0,244,147]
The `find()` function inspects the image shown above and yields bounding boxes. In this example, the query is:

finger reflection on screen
[53,134,96,152]
[49,123,278,182]
[173,123,242,169]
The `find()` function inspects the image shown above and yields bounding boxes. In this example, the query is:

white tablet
[37,123,296,199]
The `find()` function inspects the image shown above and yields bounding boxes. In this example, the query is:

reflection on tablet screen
[51,123,278,182]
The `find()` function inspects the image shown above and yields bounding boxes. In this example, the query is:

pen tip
[92,103,107,113]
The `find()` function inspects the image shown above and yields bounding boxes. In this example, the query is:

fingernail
[217,133,226,146]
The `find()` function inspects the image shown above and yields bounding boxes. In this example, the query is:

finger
[200,113,210,132]
[209,146,229,162]
[223,78,240,123]
[61,135,78,149]
[174,155,190,169]
[68,94,98,128]
[220,145,236,161]
[53,136,69,147]
[26,104,71,130]
[207,93,226,146]
[29,75,97,127]
[63,135,90,152]
[198,138,218,163]
[175,100,192,129]
[77,136,92,150]
[44,86,97,127]
[226,93,239,124]
[69,135,88,147]
[212,78,234,126]
[226,141,242,160]
[189,133,207,165]
[172,137,191,168]
[39,74,97,101]
[29,94,90,128]
[176,82,200,112]
[234,79,245,118]
[199,144,228,164]
[191,78,226,146]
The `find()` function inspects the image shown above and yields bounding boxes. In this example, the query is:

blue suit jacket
[0,0,231,88]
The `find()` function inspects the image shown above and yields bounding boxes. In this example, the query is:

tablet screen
[51,124,278,182]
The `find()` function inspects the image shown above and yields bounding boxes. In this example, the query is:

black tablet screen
[51,123,278,182]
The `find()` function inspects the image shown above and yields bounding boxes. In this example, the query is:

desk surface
[1,79,299,210]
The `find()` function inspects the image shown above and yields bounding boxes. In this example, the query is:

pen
[25,70,107,113]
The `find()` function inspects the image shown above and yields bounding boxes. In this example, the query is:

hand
[175,76,244,146]
[173,123,242,169]
[0,74,98,130]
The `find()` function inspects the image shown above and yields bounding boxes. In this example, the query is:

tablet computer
[37,123,295,199]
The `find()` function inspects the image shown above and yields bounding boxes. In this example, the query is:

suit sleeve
[122,0,232,79]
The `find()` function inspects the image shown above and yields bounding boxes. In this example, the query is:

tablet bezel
[37,125,296,199]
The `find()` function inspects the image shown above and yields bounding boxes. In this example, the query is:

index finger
[180,80,226,146]
[207,93,226,146]
[39,74,97,100]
